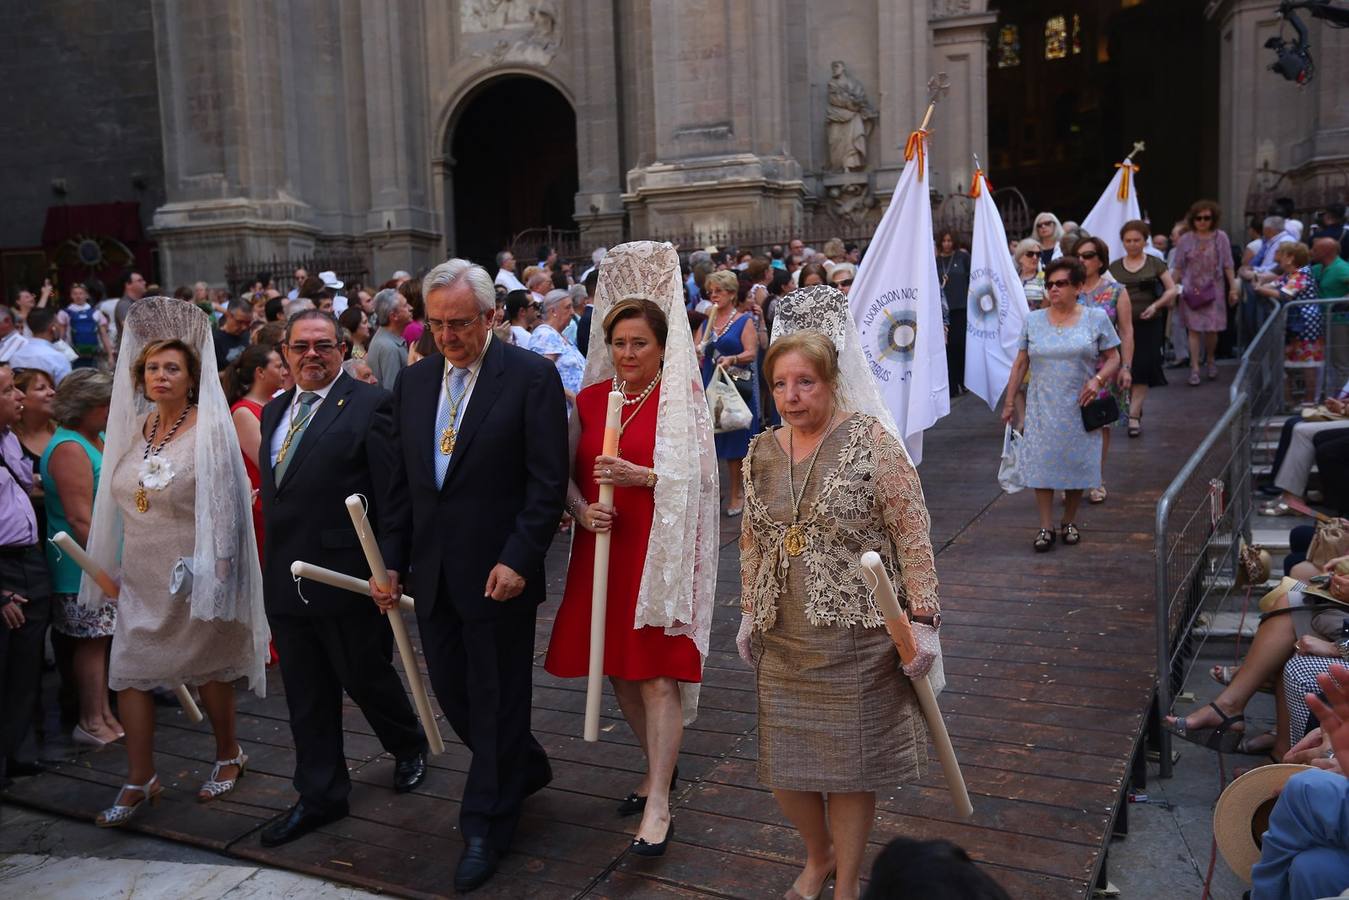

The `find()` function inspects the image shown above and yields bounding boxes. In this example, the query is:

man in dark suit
[257,309,428,848]
[371,259,567,893]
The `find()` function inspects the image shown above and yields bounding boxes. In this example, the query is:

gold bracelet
[645,468,658,488]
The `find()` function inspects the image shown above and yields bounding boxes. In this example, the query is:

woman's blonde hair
[764,331,840,391]
[1277,241,1310,268]
[704,270,739,295]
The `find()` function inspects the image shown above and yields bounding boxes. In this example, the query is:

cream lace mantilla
[740,414,939,632]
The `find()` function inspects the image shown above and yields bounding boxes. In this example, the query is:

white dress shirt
[268,372,345,468]
[495,269,525,292]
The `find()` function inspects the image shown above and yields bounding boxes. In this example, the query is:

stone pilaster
[929,2,996,199]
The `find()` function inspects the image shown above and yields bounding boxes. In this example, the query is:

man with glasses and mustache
[255,309,429,848]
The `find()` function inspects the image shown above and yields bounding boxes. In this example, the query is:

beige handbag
[1308,517,1349,569]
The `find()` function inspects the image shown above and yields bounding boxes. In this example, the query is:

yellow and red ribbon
[969,169,994,198]
[904,130,929,181]
[1115,160,1140,200]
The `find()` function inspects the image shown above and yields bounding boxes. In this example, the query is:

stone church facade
[2,0,1345,291]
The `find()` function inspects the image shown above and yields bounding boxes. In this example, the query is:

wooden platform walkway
[0,370,1233,898]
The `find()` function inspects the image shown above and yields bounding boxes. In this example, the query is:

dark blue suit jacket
[386,337,568,621]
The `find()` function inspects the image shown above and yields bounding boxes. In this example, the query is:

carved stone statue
[825,61,878,172]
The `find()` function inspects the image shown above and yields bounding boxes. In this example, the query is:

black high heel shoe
[630,818,675,857]
[617,766,679,817]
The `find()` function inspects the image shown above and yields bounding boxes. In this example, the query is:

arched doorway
[446,75,578,267]
[986,0,1219,234]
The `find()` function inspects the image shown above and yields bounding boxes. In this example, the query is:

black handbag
[1081,395,1120,432]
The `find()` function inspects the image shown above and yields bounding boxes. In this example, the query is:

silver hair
[567,283,588,304]
[372,288,402,326]
[541,289,571,314]
[52,368,113,428]
[495,250,512,268]
[340,358,372,379]
[1013,238,1042,259]
[1264,215,1285,231]
[422,259,495,313]
[283,298,314,319]
[689,250,711,267]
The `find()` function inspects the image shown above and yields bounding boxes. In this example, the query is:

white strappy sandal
[197,746,248,803]
[95,773,161,827]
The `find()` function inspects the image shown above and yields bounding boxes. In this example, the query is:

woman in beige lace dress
[81,299,268,828]
[737,328,942,900]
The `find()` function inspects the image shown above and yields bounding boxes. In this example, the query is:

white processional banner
[1080,160,1141,264]
[964,171,1029,411]
[850,133,949,465]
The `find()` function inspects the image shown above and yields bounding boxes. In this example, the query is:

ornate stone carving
[825,180,877,226]
[825,62,877,173]
[462,0,560,66]
[930,0,974,18]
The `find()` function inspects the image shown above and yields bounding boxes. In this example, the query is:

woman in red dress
[546,243,719,858]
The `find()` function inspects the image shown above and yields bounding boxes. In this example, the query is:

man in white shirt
[287,267,309,300]
[494,251,525,292]
[8,308,71,384]
[0,308,25,364]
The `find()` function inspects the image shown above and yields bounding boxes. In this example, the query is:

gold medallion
[134,485,149,514]
[440,426,456,455]
[784,524,806,557]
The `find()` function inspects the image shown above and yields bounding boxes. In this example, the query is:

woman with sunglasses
[1014,239,1047,310]
[1032,212,1065,268]
[1073,236,1133,505]
[1171,201,1238,386]
[1001,257,1121,552]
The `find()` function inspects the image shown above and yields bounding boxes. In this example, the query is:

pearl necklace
[612,369,662,407]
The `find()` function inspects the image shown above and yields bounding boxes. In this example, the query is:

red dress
[231,398,265,557]
[545,382,702,682]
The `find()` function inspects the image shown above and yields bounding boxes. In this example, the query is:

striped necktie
[274,391,318,482]
[434,368,468,488]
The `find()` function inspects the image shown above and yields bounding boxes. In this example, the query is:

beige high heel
[95,774,161,827]
[197,746,248,802]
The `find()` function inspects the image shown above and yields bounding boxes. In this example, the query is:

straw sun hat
[1213,763,1313,883]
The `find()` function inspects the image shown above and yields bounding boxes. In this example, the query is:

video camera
[1266,0,1349,85]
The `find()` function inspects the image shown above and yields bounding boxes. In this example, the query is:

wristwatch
[911,612,941,629]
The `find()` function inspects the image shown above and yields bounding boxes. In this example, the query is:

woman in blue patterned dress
[528,289,587,408]
[1001,257,1122,552]
[696,270,759,516]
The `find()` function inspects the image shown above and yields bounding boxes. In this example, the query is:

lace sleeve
[872,422,940,615]
[739,434,763,611]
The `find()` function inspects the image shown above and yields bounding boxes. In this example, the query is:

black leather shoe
[454,836,499,893]
[393,750,426,794]
[617,766,679,817]
[260,801,349,848]
[5,759,47,777]
[630,818,675,857]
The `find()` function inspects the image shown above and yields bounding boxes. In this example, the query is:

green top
[40,427,103,594]
[1312,256,1349,301]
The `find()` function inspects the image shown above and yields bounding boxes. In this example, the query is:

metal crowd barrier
[1154,294,1347,778]
[1153,394,1252,778]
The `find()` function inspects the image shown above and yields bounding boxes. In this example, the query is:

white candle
[344,496,445,756]
[290,560,415,611]
[585,390,624,743]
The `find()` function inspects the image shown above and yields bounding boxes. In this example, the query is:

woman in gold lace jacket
[737,329,942,900]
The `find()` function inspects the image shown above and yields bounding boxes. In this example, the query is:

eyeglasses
[1037,221,1054,228]
[286,340,340,355]
[832,278,854,287]
[1046,278,1073,290]
[1077,251,1098,260]
[1022,251,1039,258]
[425,313,485,333]
[1194,214,1214,221]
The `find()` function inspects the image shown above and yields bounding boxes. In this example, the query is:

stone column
[872,1,930,202]
[622,0,802,234]
[571,0,625,248]
[929,2,996,200]
[149,0,318,286]
[360,0,440,278]
[1208,0,1318,223]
